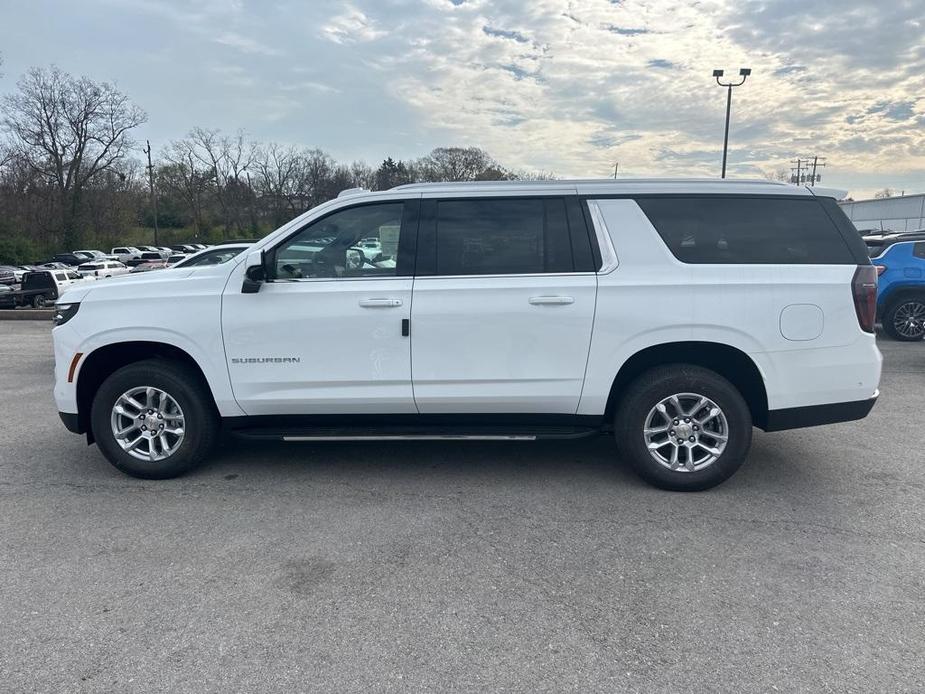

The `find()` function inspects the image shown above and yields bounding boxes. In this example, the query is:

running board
[231,425,599,442]
[282,434,537,441]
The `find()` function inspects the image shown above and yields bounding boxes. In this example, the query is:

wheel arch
[604,341,769,429]
[75,341,218,443]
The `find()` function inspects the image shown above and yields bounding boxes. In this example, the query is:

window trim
[584,200,619,274]
[264,198,420,282]
[414,195,584,278]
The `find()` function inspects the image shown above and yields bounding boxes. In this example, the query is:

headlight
[53,302,80,326]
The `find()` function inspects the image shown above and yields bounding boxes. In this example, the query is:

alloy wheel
[893,301,925,339]
[110,386,186,462]
[643,392,729,472]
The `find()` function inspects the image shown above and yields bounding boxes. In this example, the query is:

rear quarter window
[636,196,856,264]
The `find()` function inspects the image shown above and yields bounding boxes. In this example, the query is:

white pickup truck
[52,179,881,490]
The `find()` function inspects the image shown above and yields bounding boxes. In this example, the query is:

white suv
[52,179,881,490]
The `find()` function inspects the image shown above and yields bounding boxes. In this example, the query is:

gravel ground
[1,321,923,693]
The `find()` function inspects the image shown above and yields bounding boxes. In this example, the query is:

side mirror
[241,249,266,294]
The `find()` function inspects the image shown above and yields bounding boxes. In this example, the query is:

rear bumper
[762,391,878,432]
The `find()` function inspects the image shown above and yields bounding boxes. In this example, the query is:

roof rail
[390,177,791,191]
[337,187,368,198]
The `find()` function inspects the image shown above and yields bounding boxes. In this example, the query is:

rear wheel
[882,296,925,341]
[615,365,753,491]
[90,359,219,479]
[32,294,48,308]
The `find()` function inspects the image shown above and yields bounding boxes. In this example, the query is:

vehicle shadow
[188,428,833,498]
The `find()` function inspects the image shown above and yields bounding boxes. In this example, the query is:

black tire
[881,295,925,341]
[90,359,219,479]
[32,293,48,308]
[614,364,753,491]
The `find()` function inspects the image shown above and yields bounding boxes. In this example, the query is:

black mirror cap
[241,250,266,294]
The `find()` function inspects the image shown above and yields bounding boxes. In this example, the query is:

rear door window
[636,196,856,264]
[430,198,573,276]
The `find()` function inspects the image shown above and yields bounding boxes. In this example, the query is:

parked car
[37,262,72,271]
[864,230,925,257]
[172,244,249,268]
[0,283,16,309]
[871,240,925,341]
[0,266,17,286]
[169,244,201,254]
[76,260,130,279]
[135,245,169,258]
[14,269,89,308]
[73,250,109,260]
[52,179,881,490]
[110,247,142,263]
[124,251,168,268]
[42,253,88,267]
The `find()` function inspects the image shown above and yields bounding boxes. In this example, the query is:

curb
[0,309,54,321]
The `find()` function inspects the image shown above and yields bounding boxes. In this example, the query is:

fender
[73,327,245,418]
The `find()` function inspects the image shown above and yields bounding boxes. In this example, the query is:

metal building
[839,193,925,233]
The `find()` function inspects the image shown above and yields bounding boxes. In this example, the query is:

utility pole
[143,140,159,245]
[790,156,826,186]
[613,162,619,179]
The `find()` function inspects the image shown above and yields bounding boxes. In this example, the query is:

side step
[232,426,600,442]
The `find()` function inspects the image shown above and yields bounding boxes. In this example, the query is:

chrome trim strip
[586,200,619,274]
[283,435,537,441]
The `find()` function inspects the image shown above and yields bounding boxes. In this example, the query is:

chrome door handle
[359,298,403,308]
[528,296,575,305]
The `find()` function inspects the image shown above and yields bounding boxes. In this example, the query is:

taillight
[852,265,878,333]
[874,265,886,276]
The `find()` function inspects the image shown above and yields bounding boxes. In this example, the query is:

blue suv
[872,240,925,340]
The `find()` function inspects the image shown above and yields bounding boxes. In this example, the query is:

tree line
[0,65,551,263]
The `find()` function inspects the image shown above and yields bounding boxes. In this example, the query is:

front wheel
[614,365,753,491]
[32,294,48,308]
[90,359,219,479]
[882,296,925,341]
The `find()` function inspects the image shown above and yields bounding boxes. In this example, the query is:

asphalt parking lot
[1,322,923,692]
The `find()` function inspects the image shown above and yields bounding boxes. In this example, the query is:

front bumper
[59,411,84,434]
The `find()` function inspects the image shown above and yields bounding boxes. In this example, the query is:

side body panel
[410,274,597,413]
[578,198,881,416]
[53,266,244,417]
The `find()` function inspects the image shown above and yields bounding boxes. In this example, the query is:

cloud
[321,6,386,44]
[8,0,924,198]
[213,31,280,56]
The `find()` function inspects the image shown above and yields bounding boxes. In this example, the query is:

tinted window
[636,197,855,264]
[434,198,572,275]
[272,203,403,279]
[914,242,925,260]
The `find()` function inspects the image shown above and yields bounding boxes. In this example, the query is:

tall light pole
[712,68,751,179]
[143,140,159,245]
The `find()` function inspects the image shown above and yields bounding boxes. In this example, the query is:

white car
[76,260,130,279]
[110,246,142,264]
[74,250,108,261]
[52,179,881,490]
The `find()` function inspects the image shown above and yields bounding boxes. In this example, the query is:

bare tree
[160,138,214,236]
[188,127,256,238]
[1,66,146,247]
[252,142,303,227]
[416,147,502,182]
[763,168,790,183]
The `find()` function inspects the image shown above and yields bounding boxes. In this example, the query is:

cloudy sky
[1,0,923,198]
